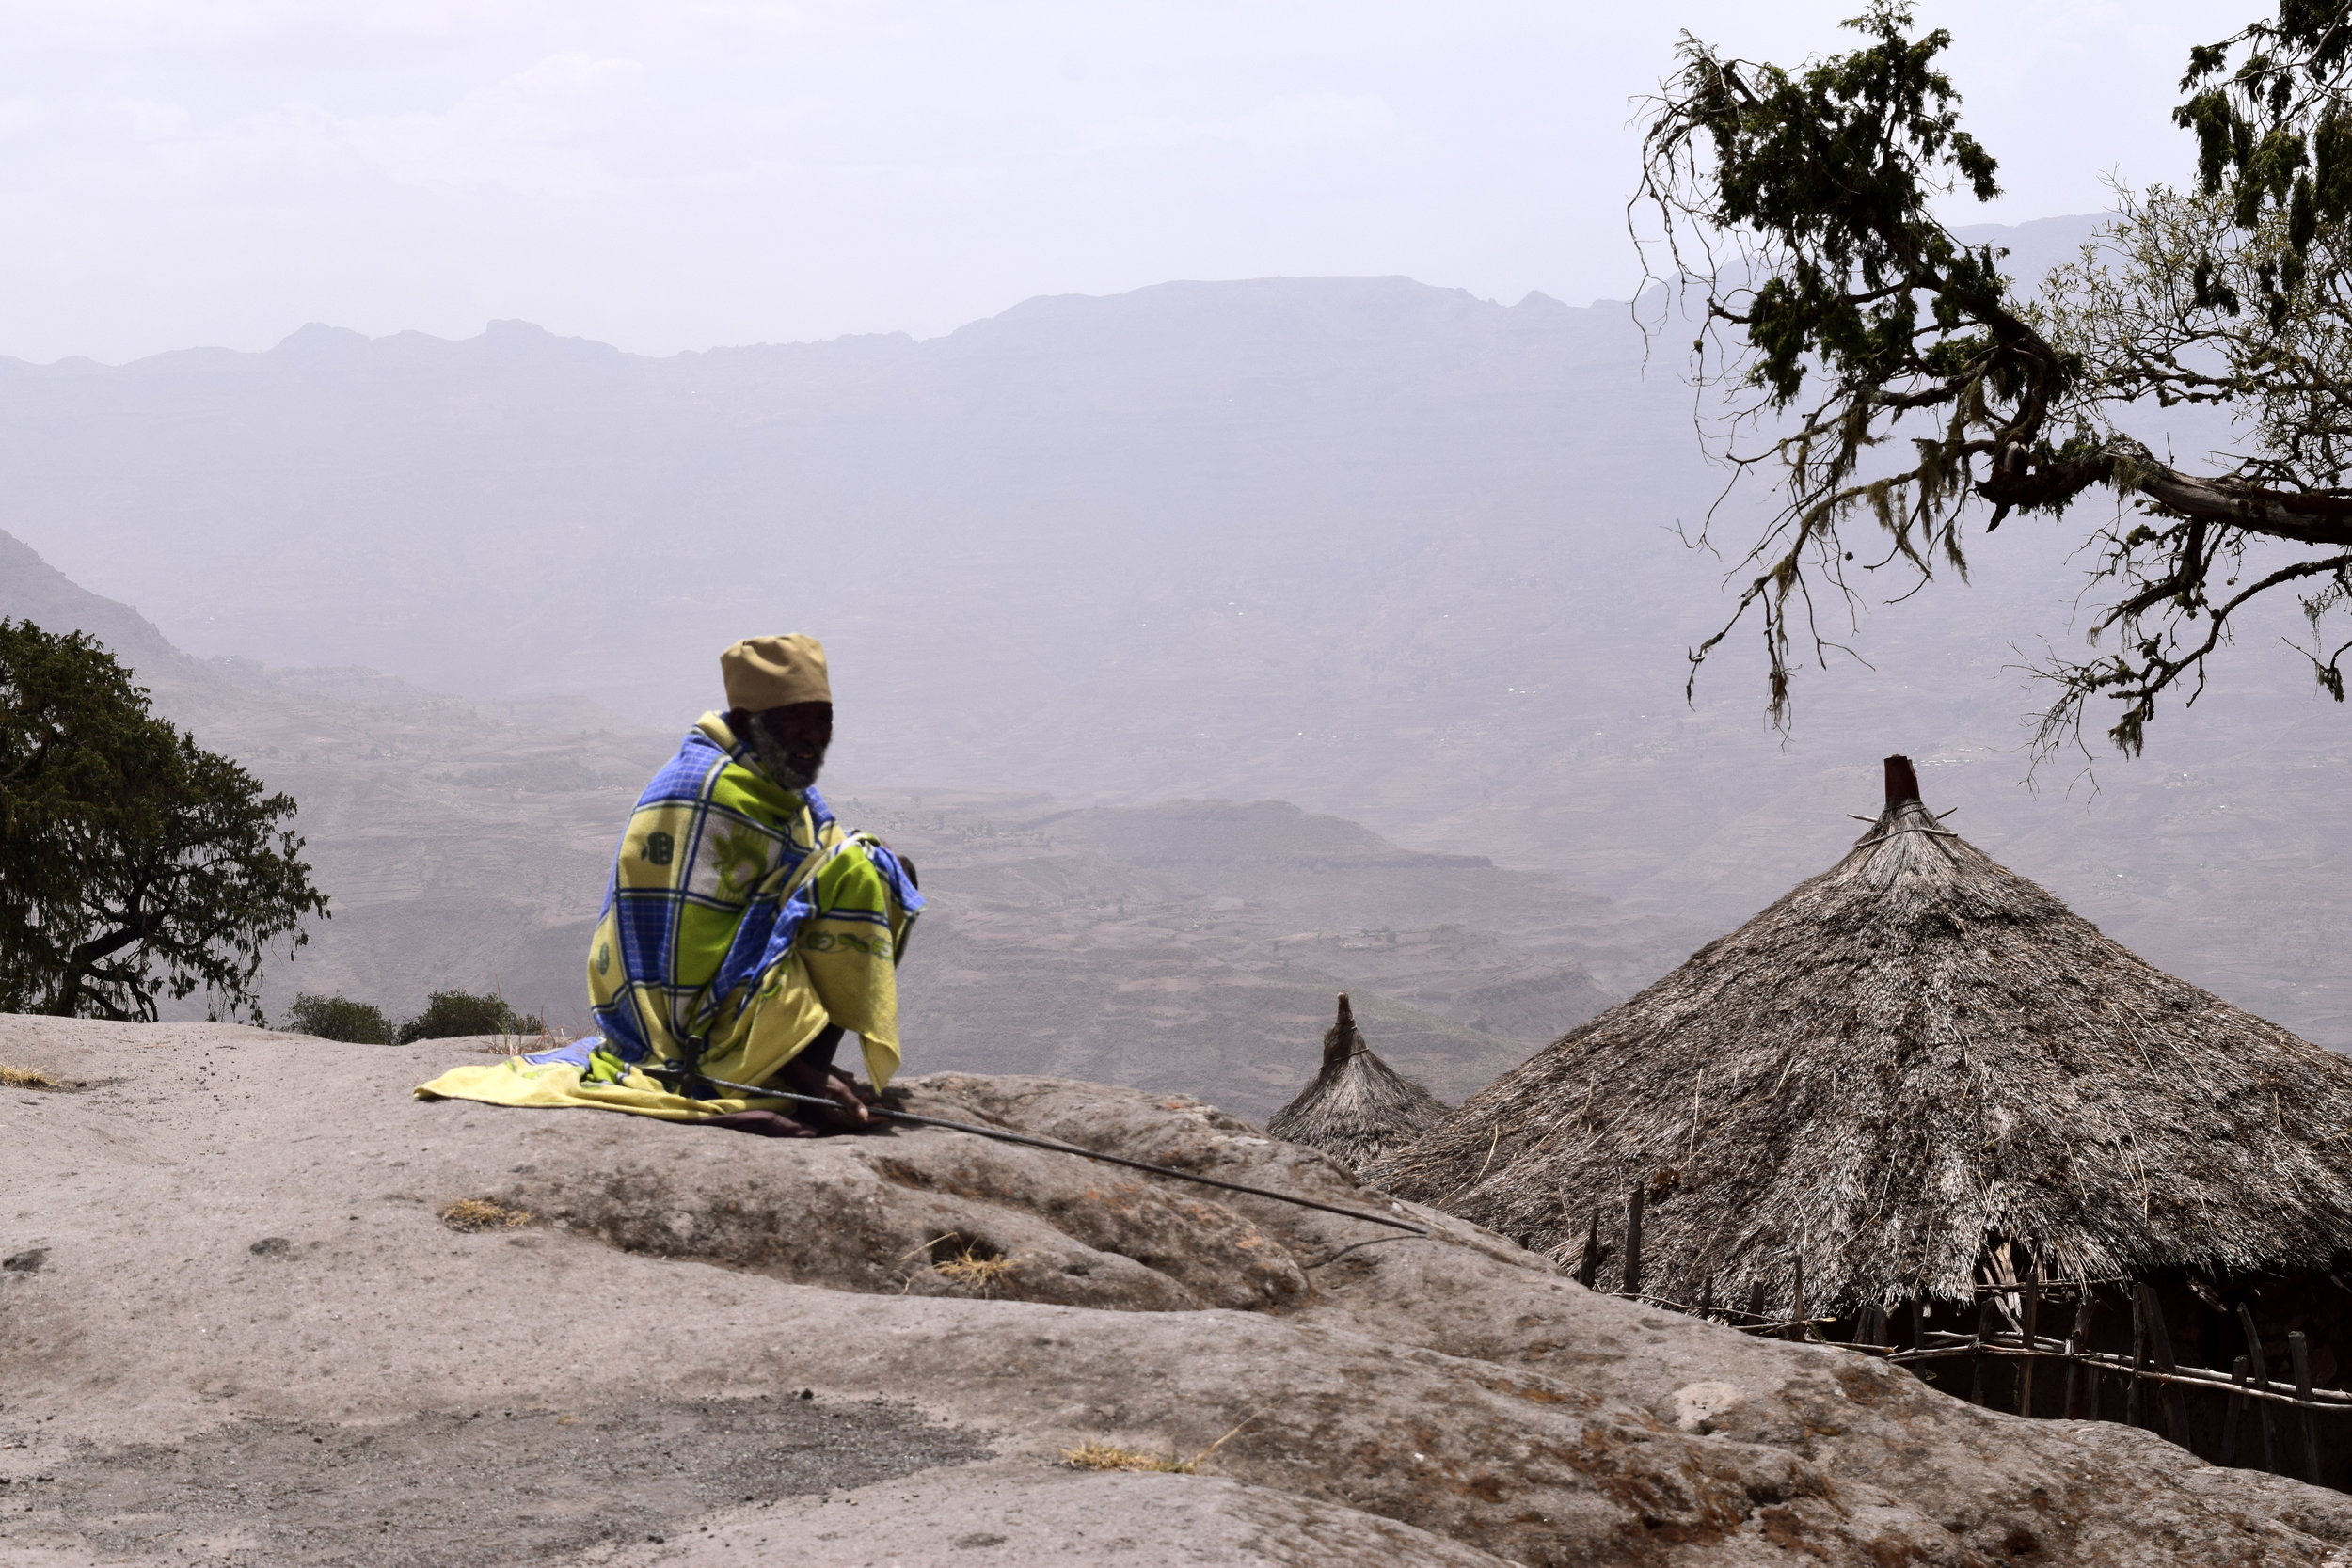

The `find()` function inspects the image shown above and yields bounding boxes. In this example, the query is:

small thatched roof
[1266,994,1448,1173]
[1369,756,2352,1314]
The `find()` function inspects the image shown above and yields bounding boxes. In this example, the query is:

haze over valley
[0,525,1693,1117]
[6,218,2348,1110]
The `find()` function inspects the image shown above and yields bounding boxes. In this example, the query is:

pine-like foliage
[1637,2,2352,754]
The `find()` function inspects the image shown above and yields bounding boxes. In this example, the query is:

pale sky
[0,0,2222,364]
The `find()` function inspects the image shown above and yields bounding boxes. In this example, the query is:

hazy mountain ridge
[4,230,2349,1059]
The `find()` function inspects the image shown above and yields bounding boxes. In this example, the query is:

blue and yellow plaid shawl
[417,712,921,1120]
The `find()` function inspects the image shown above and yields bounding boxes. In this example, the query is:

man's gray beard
[740,706,827,790]
[752,742,818,791]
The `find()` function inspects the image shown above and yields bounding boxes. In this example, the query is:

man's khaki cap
[721,634,832,710]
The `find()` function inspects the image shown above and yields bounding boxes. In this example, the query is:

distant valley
[0,529,1697,1117]
[5,230,2349,1087]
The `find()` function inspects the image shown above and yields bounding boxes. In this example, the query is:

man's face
[739,702,833,789]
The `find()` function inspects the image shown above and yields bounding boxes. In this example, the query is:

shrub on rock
[396,990,539,1042]
[284,992,393,1044]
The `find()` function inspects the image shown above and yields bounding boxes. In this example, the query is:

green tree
[0,621,151,1010]
[284,993,394,1044]
[0,620,327,1020]
[396,990,540,1043]
[1637,1,2352,753]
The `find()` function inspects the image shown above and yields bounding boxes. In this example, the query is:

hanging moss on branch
[1636,1,2352,754]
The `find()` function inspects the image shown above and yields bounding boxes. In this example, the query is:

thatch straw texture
[1267,994,1447,1174]
[1369,781,2352,1314]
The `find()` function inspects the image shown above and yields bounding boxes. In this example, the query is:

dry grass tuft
[1059,1443,1197,1473]
[928,1236,1017,1295]
[479,1026,571,1058]
[440,1197,534,1232]
[0,1064,65,1091]
[1059,1419,1253,1476]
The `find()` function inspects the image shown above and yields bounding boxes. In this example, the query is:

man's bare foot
[703,1109,820,1138]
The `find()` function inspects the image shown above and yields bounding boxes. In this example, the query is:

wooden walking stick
[2291,1331,2322,1483]
[2062,1287,2094,1419]
[2135,1283,2190,1444]
[2125,1289,2146,1430]
[2237,1304,2280,1473]
[2018,1262,2041,1416]
[1622,1181,1645,1298]
[1971,1291,1996,1406]
[2223,1354,2249,1467]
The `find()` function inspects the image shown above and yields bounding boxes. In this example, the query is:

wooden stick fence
[1573,1186,2344,1484]
[1610,1290,2352,1450]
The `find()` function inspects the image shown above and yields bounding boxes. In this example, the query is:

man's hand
[818,1069,875,1130]
[770,1044,878,1133]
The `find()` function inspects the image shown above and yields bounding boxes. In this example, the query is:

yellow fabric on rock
[414,709,921,1119]
[412,960,834,1119]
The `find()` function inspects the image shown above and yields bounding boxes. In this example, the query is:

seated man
[417,634,923,1135]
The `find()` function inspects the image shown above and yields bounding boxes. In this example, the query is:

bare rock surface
[5,1018,2352,1567]
[648,1464,1520,1568]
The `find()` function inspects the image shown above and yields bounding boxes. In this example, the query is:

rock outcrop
[5,1017,2352,1566]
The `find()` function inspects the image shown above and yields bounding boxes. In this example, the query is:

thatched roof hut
[1267,994,1447,1174]
[1369,757,2352,1317]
